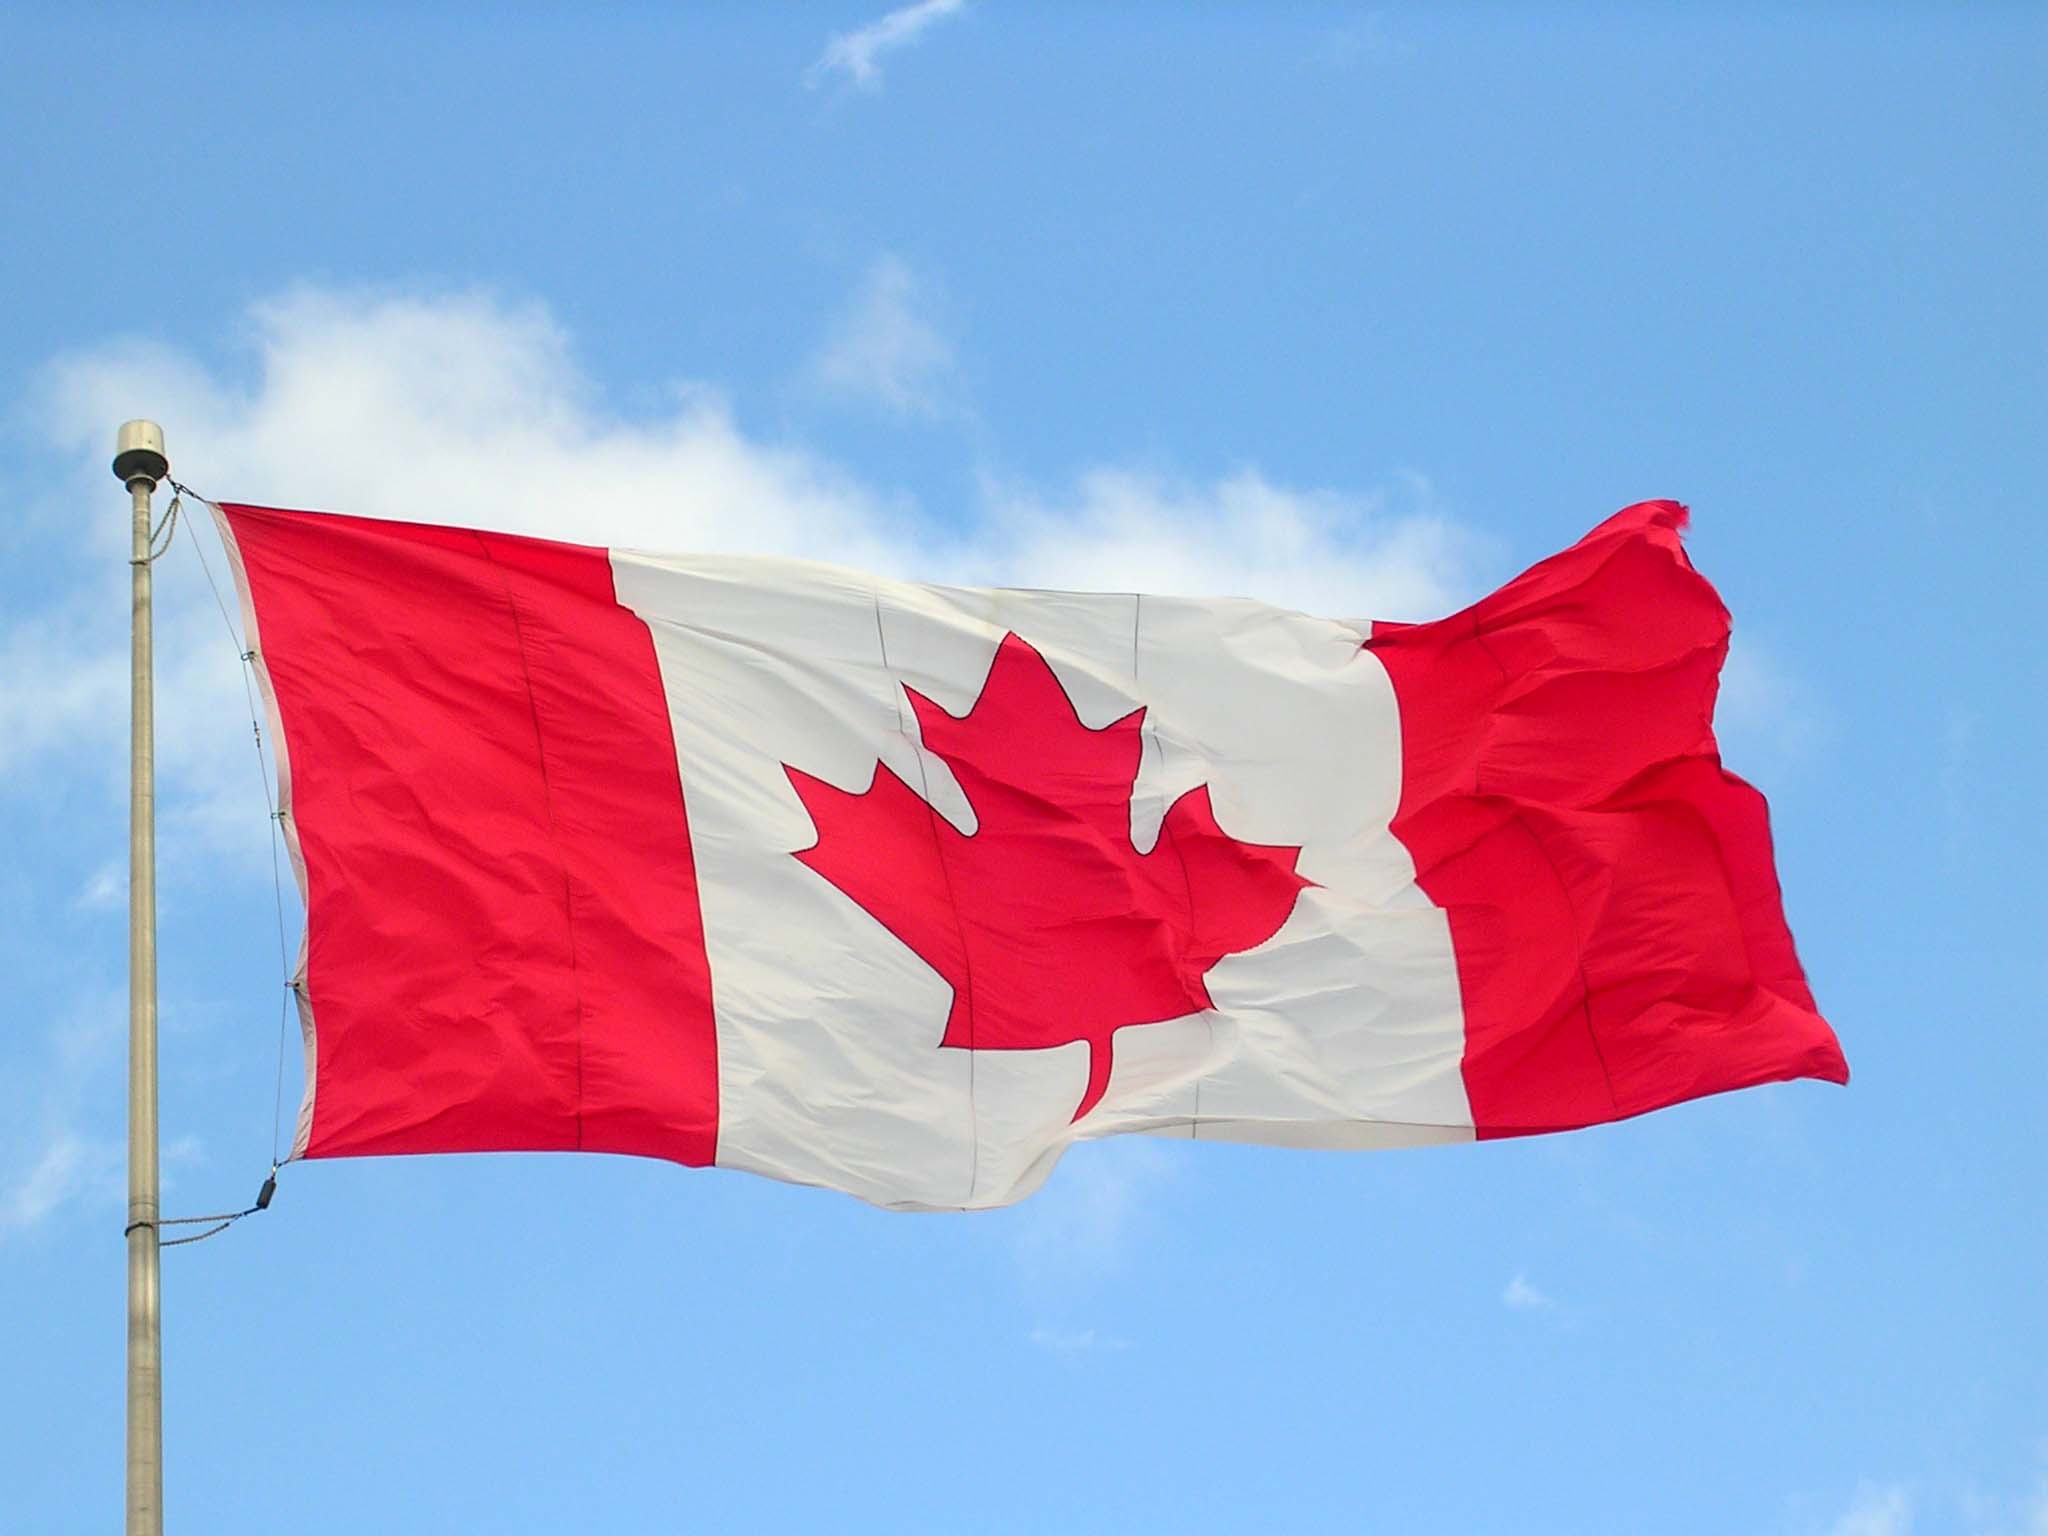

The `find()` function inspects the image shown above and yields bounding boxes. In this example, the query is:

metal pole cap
[112,420,169,486]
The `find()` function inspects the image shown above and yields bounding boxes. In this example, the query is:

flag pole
[115,419,169,1536]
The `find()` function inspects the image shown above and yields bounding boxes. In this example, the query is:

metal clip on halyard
[124,1167,280,1249]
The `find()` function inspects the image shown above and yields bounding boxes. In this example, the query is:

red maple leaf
[786,633,1309,1123]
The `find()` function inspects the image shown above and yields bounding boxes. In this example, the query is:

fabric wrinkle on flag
[211,496,1845,1211]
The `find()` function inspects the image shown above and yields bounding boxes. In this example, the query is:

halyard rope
[123,480,295,1249]
[175,481,298,1172]
[129,490,181,565]
[126,1173,276,1247]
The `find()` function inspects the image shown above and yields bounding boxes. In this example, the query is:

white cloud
[1716,632,1825,775]
[0,628,125,777]
[2,1132,117,1236]
[1320,16,1401,71]
[809,255,958,417]
[1027,1326,1131,1356]
[805,0,968,93]
[12,288,921,864]
[0,994,126,1241]
[1961,1469,2048,1536]
[1828,1484,1913,1536]
[4,284,1475,861]
[1009,1135,1173,1290]
[1006,1137,1170,1347]
[975,465,1470,622]
[75,860,124,912]
[1,1043,215,1242]
[1502,1272,1553,1311]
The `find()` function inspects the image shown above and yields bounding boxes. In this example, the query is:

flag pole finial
[114,420,169,487]
[118,418,165,1536]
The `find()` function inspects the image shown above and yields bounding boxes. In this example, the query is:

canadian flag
[214,498,1844,1210]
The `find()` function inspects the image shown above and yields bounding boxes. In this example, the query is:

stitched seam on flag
[474,532,589,1150]
[1131,1114,1475,1134]
[1133,593,1205,1142]
[210,504,321,1161]
[873,591,981,1204]
[1468,612,1620,1119]
[1156,811,1213,1140]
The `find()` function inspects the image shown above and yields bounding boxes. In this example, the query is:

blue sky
[2,5,2043,1533]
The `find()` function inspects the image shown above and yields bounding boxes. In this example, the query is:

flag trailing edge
[211,497,1845,1211]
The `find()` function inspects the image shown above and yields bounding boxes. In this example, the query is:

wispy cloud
[2,1131,119,1237]
[1716,633,1826,775]
[1960,1465,2048,1536]
[1009,1136,1173,1290]
[805,0,968,93]
[1813,1460,2048,1536]
[0,624,126,777]
[74,859,125,912]
[1827,1483,1912,1536]
[1,994,125,1240]
[7,284,1475,848]
[808,255,958,417]
[976,465,1474,623]
[1007,1138,1170,1356]
[1319,15,1402,71]
[1502,1272,1553,1312]
[1027,1326,1131,1356]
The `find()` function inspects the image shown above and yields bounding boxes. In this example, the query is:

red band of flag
[1367,502,1846,1135]
[219,503,719,1165]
